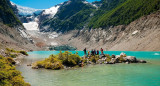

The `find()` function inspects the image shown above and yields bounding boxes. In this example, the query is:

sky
[11,0,100,9]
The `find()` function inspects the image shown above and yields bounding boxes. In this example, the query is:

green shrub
[19,51,28,56]
[5,48,29,57]
[118,55,125,62]
[33,51,81,69]
[89,55,99,63]
[10,54,18,58]
[62,52,81,67]
[6,57,16,64]
[105,54,112,62]
[0,55,30,86]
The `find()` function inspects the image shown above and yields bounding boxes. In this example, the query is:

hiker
[88,51,90,56]
[101,48,103,54]
[97,50,99,55]
[91,49,94,55]
[94,50,96,55]
[83,48,87,55]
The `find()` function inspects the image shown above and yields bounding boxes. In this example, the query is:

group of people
[83,48,104,56]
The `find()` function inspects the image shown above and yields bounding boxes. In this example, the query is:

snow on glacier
[16,5,43,16]
[23,22,39,30]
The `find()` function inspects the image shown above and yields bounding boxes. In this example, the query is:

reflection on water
[16,51,160,86]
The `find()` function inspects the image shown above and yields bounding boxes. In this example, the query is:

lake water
[16,51,160,86]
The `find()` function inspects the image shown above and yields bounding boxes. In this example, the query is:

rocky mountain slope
[0,0,38,51]
[54,11,160,51]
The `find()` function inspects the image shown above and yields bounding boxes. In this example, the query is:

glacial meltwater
[16,51,160,86]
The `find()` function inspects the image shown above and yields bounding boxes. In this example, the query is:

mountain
[54,10,160,51]
[38,0,160,32]
[0,0,37,51]
[37,4,61,24]
[6,0,160,51]
[10,2,61,30]
[39,0,96,32]
[89,0,160,28]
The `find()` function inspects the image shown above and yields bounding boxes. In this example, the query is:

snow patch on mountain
[83,1,89,4]
[42,5,60,18]
[10,1,16,6]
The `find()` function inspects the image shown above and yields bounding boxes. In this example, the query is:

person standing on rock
[88,51,90,56]
[83,48,87,55]
[91,49,94,55]
[94,49,96,55]
[101,48,104,54]
[97,50,99,55]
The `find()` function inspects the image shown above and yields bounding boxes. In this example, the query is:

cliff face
[54,11,160,51]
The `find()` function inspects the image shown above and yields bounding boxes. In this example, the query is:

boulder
[27,64,32,66]
[32,66,38,69]
[109,58,116,64]
[120,52,125,56]
[99,54,106,58]
[124,56,137,63]
[137,60,147,63]
[125,62,130,64]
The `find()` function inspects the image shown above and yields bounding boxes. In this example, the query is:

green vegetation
[89,0,127,28]
[105,54,112,62]
[32,51,82,69]
[5,48,29,57]
[0,55,30,86]
[0,0,22,27]
[19,51,29,56]
[89,0,160,28]
[89,55,99,63]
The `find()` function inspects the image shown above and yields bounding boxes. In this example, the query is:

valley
[0,0,160,86]
[13,0,160,51]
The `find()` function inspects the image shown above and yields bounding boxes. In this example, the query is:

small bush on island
[105,54,112,62]
[89,55,99,63]
[32,51,81,70]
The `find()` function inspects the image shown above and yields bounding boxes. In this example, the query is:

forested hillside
[90,0,160,28]
[0,0,22,27]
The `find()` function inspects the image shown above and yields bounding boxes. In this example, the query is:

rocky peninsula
[32,51,147,70]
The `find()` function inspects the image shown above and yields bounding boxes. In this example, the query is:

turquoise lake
[16,51,160,86]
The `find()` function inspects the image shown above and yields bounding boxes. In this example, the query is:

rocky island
[32,51,147,70]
